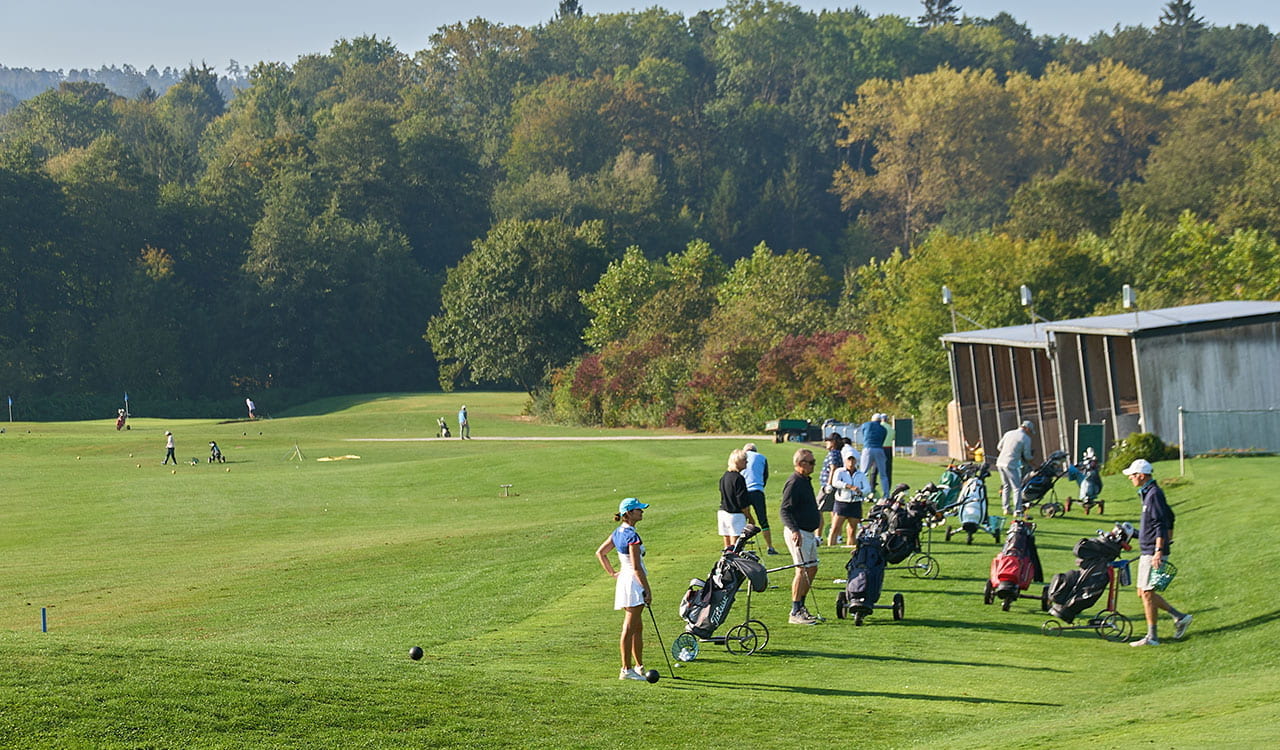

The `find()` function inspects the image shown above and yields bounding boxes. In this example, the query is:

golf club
[645,603,678,680]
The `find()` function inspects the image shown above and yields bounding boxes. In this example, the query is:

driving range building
[941,301,1280,459]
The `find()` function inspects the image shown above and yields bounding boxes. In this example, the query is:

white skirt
[614,556,647,609]
[717,510,747,536]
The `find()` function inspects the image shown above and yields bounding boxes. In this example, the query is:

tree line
[1,1,1278,426]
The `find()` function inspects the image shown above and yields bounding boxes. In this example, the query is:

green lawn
[1,393,1277,748]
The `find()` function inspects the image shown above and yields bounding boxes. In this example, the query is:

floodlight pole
[941,285,987,331]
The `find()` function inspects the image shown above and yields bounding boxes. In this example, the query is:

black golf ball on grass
[408,646,423,661]
[645,669,660,683]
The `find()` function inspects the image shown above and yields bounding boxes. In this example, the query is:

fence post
[1178,405,1185,477]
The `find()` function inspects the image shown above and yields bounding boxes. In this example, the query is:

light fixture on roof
[1123,284,1136,310]
[941,285,986,333]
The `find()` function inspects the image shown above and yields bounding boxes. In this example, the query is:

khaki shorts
[1136,554,1159,591]
[784,527,819,568]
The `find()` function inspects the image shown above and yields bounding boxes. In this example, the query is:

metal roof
[941,300,1280,347]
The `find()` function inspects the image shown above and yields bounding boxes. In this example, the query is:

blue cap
[619,497,649,514]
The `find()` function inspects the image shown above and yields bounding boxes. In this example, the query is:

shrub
[1104,432,1179,475]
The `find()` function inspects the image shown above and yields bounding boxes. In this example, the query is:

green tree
[1008,61,1166,187]
[426,219,613,394]
[833,66,1019,247]
[918,0,960,29]
[1127,81,1280,221]
[1005,172,1121,240]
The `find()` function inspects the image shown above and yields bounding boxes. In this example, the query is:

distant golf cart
[764,419,817,443]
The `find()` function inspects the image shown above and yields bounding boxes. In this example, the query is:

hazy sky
[2,1,1277,72]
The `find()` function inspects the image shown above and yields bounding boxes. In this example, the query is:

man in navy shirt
[1124,459,1192,646]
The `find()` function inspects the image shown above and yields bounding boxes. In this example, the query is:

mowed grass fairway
[2,393,1278,748]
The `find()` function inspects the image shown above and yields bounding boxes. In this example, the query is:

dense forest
[2,0,1279,427]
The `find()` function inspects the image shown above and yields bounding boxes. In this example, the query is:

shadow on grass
[667,674,1061,704]
[764,642,1068,672]
[1189,607,1280,638]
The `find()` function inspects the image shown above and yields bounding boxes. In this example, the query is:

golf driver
[645,603,678,680]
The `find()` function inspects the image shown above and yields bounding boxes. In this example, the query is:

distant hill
[0,63,247,113]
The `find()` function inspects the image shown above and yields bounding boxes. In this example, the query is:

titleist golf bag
[679,525,768,638]
[1047,524,1134,623]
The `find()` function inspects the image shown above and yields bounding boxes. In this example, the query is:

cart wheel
[909,554,940,580]
[835,591,848,620]
[1041,585,1050,612]
[983,579,995,605]
[745,619,770,651]
[672,633,699,662]
[724,623,760,655]
[854,611,865,626]
[1096,612,1133,643]
[1042,619,1064,636]
[1001,597,1012,611]
[1039,503,1056,518]
[892,593,905,621]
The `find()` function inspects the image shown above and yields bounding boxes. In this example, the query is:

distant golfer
[162,431,176,465]
[859,415,890,498]
[595,497,652,681]
[996,420,1036,515]
[1125,459,1193,646]
[458,405,470,439]
[246,398,256,420]
[742,443,777,555]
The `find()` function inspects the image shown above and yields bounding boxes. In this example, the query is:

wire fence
[1179,407,1280,472]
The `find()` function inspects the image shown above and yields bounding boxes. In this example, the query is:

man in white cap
[995,420,1035,515]
[1124,458,1192,646]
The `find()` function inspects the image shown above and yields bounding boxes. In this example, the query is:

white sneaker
[1173,613,1193,640]
[1130,636,1161,647]
[789,610,819,625]
[620,668,647,680]
[632,665,645,677]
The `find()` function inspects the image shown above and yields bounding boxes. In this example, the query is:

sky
[1,1,1277,72]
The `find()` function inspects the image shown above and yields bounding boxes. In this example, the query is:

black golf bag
[871,484,917,564]
[680,526,767,638]
[844,526,887,614]
[1020,450,1068,505]
[1048,526,1132,623]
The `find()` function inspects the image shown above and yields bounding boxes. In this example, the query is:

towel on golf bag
[844,535,887,611]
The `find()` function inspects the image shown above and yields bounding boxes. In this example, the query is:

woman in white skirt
[595,497,652,681]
